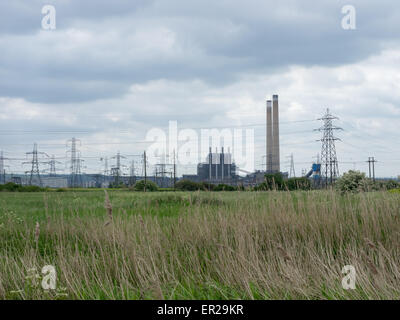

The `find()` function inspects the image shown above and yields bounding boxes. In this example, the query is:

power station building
[183,148,238,183]
[199,147,237,182]
[183,94,282,184]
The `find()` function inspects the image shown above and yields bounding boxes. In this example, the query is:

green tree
[259,173,286,190]
[133,180,158,192]
[175,180,203,191]
[335,170,371,194]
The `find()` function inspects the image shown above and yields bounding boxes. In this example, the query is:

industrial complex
[0,94,344,188]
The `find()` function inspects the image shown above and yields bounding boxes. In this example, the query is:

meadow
[0,189,399,299]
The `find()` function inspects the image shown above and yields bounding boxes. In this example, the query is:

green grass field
[0,190,399,299]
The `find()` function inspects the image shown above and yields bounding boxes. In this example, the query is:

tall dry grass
[0,190,399,299]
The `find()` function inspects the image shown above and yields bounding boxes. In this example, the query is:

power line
[0,118,319,135]
[367,157,378,182]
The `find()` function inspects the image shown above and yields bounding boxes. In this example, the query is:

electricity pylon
[23,143,48,186]
[314,109,342,187]
[67,138,84,187]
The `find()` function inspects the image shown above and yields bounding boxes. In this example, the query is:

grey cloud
[0,0,399,103]
[0,0,151,35]
[0,1,399,176]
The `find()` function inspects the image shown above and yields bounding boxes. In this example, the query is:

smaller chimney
[272,94,280,172]
[266,100,273,172]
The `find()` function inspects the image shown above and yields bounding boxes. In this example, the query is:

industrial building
[201,147,237,182]
[182,148,238,183]
[1,94,286,188]
[42,177,68,188]
[182,94,283,185]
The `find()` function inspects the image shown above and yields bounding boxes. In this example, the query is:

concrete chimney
[266,100,273,172]
[272,94,280,172]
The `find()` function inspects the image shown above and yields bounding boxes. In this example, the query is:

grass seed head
[34,222,40,242]
[104,190,113,220]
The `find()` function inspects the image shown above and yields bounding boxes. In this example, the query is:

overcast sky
[0,0,399,177]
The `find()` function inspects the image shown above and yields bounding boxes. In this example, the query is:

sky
[0,0,399,178]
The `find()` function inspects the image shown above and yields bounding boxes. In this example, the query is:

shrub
[175,180,203,191]
[108,181,126,188]
[214,184,237,191]
[254,173,286,191]
[381,180,400,190]
[0,182,45,192]
[265,173,286,190]
[363,180,400,191]
[254,174,312,191]
[253,182,269,191]
[287,177,311,191]
[133,180,158,192]
[200,182,215,191]
[22,185,44,192]
[335,170,370,194]
[0,182,20,192]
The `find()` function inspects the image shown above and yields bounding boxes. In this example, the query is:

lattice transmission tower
[315,109,342,186]
[0,150,7,184]
[288,153,296,178]
[43,155,62,177]
[100,156,109,185]
[67,138,84,187]
[102,157,109,176]
[23,143,48,186]
[111,152,126,186]
[129,160,136,186]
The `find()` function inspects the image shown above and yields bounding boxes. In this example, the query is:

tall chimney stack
[266,100,273,172]
[272,94,280,172]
